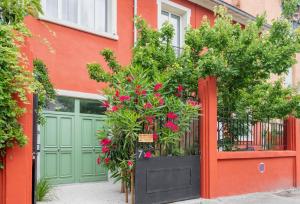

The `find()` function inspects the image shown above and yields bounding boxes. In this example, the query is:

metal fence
[217,114,287,151]
[136,117,199,157]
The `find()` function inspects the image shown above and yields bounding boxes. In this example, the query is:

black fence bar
[217,113,287,152]
[136,117,199,157]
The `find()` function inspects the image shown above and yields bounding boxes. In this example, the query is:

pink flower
[175,93,181,97]
[104,158,110,165]
[112,106,118,112]
[102,146,110,153]
[100,138,111,146]
[154,93,161,98]
[119,95,130,102]
[144,102,153,109]
[159,98,164,106]
[164,121,179,132]
[167,112,178,119]
[177,85,184,92]
[187,100,198,106]
[141,90,147,96]
[103,100,110,108]
[144,151,152,159]
[97,157,101,165]
[128,160,133,167]
[153,133,158,141]
[154,83,162,91]
[146,116,154,124]
[115,90,120,97]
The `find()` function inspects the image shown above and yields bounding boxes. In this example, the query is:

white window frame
[39,0,118,40]
[157,0,191,49]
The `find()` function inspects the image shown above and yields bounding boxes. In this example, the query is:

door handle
[57,148,60,152]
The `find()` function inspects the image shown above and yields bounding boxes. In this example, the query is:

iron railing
[217,114,287,151]
[136,117,199,157]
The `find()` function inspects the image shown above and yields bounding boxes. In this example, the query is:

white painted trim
[157,0,191,49]
[56,89,107,101]
[40,0,118,40]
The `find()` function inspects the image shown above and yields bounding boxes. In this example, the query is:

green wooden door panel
[41,108,107,185]
[41,114,75,184]
[79,116,107,182]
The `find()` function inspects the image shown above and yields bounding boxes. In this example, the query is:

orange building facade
[1,1,300,204]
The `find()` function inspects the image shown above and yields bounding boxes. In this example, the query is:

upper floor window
[41,0,117,39]
[157,0,191,56]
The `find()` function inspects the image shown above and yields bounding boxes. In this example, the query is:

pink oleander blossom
[100,138,111,146]
[154,83,162,91]
[115,90,120,97]
[187,100,198,107]
[128,160,133,167]
[144,151,152,158]
[153,133,158,141]
[146,116,154,124]
[112,106,118,112]
[164,121,179,132]
[177,85,184,92]
[102,146,110,153]
[159,98,164,106]
[104,158,110,165]
[97,157,101,165]
[119,95,130,102]
[144,102,153,109]
[167,112,178,119]
[103,100,110,108]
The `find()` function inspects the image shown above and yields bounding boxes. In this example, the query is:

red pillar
[286,117,300,187]
[198,77,218,198]
[1,38,33,204]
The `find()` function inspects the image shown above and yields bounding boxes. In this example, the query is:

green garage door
[40,96,107,185]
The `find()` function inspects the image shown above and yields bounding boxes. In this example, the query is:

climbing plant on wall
[0,0,44,169]
[87,18,199,203]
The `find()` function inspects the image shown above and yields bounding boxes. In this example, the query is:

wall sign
[259,162,265,173]
[138,134,153,143]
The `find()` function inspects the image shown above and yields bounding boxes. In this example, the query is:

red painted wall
[0,39,34,204]
[24,0,214,95]
[216,153,296,196]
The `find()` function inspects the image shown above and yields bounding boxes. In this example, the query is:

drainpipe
[134,0,138,43]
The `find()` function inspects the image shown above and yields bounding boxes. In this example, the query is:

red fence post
[198,77,218,198]
[0,38,34,204]
[286,117,300,187]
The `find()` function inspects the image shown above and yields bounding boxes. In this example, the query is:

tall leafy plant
[87,18,199,202]
[0,0,43,168]
[179,6,300,119]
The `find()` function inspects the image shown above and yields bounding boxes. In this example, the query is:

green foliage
[236,80,300,120]
[0,0,42,168]
[0,0,42,25]
[180,6,300,118]
[36,178,52,201]
[282,0,300,19]
[33,59,56,124]
[88,17,199,188]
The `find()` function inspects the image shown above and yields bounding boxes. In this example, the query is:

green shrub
[36,178,52,201]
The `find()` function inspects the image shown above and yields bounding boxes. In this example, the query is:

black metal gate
[135,155,200,204]
[135,119,200,204]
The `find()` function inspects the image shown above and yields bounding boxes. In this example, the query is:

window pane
[45,96,75,112]
[80,0,95,29]
[95,0,107,32]
[80,99,106,115]
[45,0,58,19]
[62,0,78,23]
[170,14,180,48]
[160,10,169,27]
